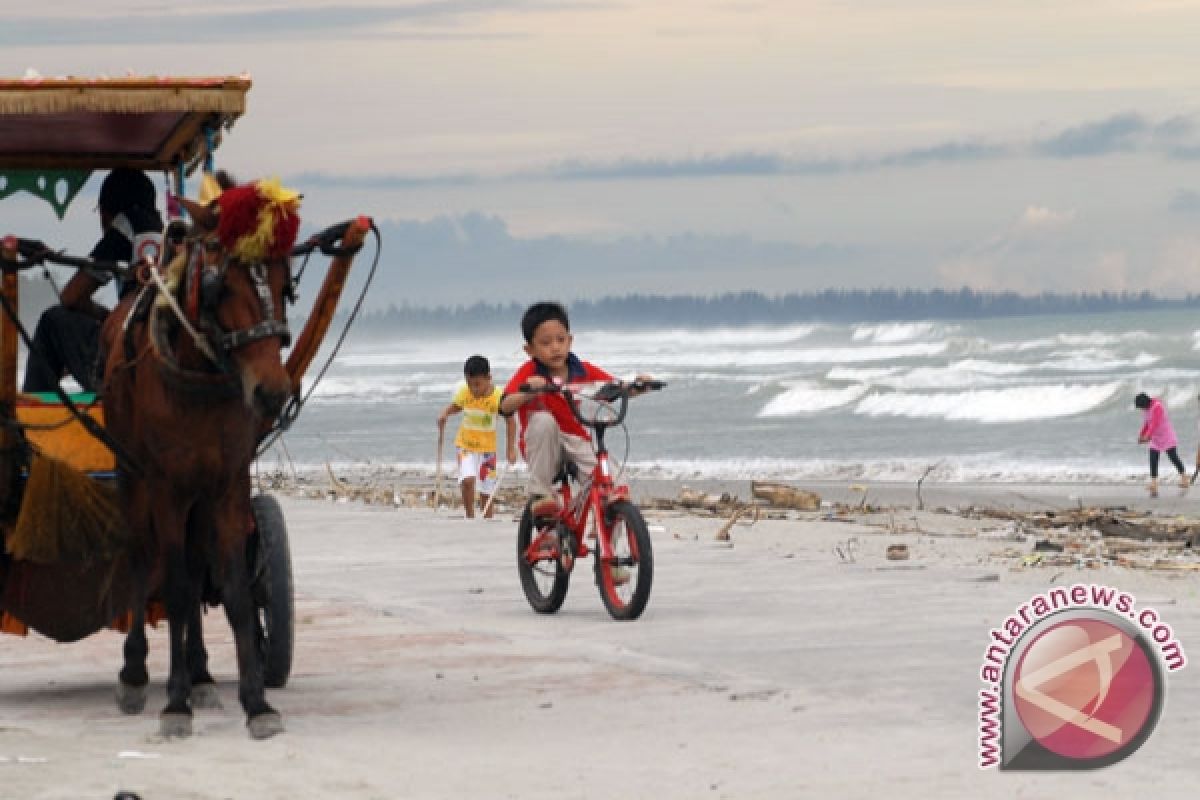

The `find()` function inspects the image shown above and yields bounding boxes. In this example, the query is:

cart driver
[22,168,163,394]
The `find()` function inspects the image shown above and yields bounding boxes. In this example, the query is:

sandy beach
[2,479,1198,799]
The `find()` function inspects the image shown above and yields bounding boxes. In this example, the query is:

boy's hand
[629,373,655,396]
[507,444,518,465]
[525,375,548,391]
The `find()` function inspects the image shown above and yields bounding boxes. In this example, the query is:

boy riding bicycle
[499,301,653,518]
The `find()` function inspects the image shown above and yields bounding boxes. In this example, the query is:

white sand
[2,490,1198,799]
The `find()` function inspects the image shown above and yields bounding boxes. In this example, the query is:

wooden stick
[480,462,508,520]
[433,427,445,509]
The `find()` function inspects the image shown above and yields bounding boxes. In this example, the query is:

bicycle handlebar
[516,379,666,430]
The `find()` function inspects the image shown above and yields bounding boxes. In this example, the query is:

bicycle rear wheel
[595,501,653,620]
[517,506,570,613]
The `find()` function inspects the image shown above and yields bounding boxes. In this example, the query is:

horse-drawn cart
[0,76,372,735]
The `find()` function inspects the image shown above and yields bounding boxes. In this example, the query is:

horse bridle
[193,239,293,356]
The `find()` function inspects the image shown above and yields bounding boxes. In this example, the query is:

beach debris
[885,543,910,561]
[850,483,869,510]
[714,505,759,541]
[1033,539,1065,553]
[834,537,859,563]
[677,486,739,513]
[751,481,820,511]
[916,463,940,510]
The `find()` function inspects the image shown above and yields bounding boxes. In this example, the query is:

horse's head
[177,180,299,417]
[207,254,293,417]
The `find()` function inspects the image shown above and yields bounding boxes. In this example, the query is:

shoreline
[259,462,1200,515]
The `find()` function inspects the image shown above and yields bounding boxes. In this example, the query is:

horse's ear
[178,197,219,231]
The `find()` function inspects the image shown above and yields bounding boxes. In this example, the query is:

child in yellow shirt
[437,355,518,518]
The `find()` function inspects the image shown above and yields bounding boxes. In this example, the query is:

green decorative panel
[0,170,91,219]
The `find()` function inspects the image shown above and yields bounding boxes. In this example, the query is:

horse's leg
[187,600,222,710]
[116,600,148,714]
[217,495,282,739]
[158,500,199,737]
[116,479,149,714]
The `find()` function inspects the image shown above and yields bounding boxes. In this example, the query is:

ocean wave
[1166,384,1198,409]
[851,321,944,344]
[853,382,1122,423]
[825,366,904,382]
[864,359,1031,391]
[610,458,1143,484]
[271,456,1144,485]
[308,376,460,401]
[585,324,819,349]
[757,384,869,416]
[990,330,1157,354]
[582,341,951,369]
[1038,351,1159,372]
[1055,331,1155,347]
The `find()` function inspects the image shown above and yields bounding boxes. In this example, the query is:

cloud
[1032,113,1148,157]
[1169,189,1200,213]
[1031,113,1195,159]
[312,212,861,307]
[287,139,1009,188]
[285,112,1200,188]
[1018,205,1076,230]
[0,1,603,45]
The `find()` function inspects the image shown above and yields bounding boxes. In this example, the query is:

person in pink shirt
[1135,392,1187,496]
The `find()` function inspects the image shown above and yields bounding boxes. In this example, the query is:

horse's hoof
[247,711,284,740]
[159,712,193,738]
[191,683,223,710]
[115,682,146,715]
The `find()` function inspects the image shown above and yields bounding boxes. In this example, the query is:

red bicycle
[516,379,665,620]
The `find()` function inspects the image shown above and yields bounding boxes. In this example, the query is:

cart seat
[15,392,115,474]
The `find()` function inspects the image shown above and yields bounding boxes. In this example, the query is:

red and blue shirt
[502,354,613,452]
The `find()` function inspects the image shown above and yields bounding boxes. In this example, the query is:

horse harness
[120,233,293,391]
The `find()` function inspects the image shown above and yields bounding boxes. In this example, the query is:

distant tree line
[340,288,1200,333]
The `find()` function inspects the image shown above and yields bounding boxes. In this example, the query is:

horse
[99,180,297,739]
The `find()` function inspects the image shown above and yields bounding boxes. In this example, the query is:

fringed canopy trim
[0,76,250,115]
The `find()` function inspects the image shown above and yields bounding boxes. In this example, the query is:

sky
[5,1,1200,306]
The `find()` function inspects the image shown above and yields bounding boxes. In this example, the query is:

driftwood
[678,487,738,513]
[714,505,760,541]
[751,481,820,511]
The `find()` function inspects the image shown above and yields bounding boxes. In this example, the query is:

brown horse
[99,186,295,739]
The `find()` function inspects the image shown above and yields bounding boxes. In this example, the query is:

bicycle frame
[515,379,664,619]
[548,438,631,569]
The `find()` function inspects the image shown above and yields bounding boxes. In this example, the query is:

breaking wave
[853,382,1123,423]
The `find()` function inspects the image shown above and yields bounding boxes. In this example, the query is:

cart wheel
[250,493,294,688]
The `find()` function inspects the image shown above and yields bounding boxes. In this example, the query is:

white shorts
[457,449,499,494]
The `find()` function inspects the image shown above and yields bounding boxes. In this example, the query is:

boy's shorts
[457,449,499,494]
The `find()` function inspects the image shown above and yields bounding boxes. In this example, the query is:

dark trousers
[1149,447,1186,479]
[22,305,101,393]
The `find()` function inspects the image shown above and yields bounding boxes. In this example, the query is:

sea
[275,307,1200,485]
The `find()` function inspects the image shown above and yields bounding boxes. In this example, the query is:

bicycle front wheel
[595,501,653,620]
[517,506,570,613]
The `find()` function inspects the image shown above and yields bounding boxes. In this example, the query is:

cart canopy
[0,76,249,216]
